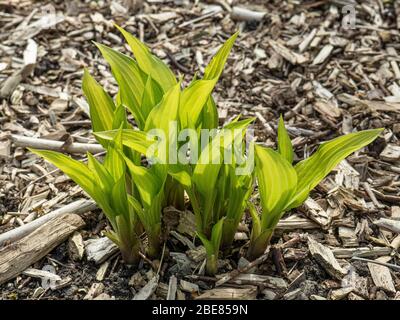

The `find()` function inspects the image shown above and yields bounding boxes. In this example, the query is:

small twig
[215,246,271,287]
[157,242,167,276]
[362,182,385,209]
[139,251,157,270]
[351,256,400,272]
[186,274,217,282]
[166,51,191,74]
[178,9,222,28]
[278,234,303,249]
[10,134,104,154]
[231,6,267,22]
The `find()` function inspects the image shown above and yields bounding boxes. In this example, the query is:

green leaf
[103,128,125,179]
[30,149,96,196]
[180,79,217,128]
[192,139,222,197]
[94,129,154,155]
[193,118,254,197]
[124,157,167,208]
[255,145,298,230]
[197,232,214,256]
[145,82,180,133]
[112,104,130,130]
[248,202,261,240]
[277,115,293,164]
[141,74,163,121]
[198,32,239,130]
[144,82,181,162]
[203,32,239,81]
[87,153,113,190]
[82,69,115,134]
[289,128,383,208]
[115,25,177,92]
[95,43,147,129]
[111,175,128,217]
[201,96,219,129]
[223,117,255,131]
[167,163,192,189]
[127,195,143,215]
[210,217,224,252]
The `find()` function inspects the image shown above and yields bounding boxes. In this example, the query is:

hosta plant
[96,31,246,274]
[31,26,240,265]
[29,25,383,277]
[247,116,382,260]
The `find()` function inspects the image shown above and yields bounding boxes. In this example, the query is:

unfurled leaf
[103,128,125,179]
[203,32,239,81]
[277,115,293,164]
[144,82,181,162]
[82,69,115,134]
[193,118,254,205]
[111,175,129,217]
[87,152,113,190]
[210,217,224,252]
[141,74,163,120]
[290,128,383,208]
[201,96,219,129]
[197,232,214,256]
[255,145,297,230]
[167,163,192,189]
[30,148,96,195]
[145,82,181,133]
[248,202,261,240]
[95,43,147,128]
[112,104,129,130]
[124,156,167,208]
[93,129,154,155]
[115,25,177,92]
[199,32,239,130]
[180,79,217,129]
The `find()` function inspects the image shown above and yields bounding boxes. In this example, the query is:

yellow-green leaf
[124,157,166,208]
[93,129,154,155]
[141,74,163,121]
[115,25,177,92]
[82,69,115,133]
[204,32,239,81]
[201,96,219,129]
[103,128,125,179]
[30,149,96,195]
[255,145,298,230]
[95,43,147,129]
[180,79,217,128]
[145,82,181,133]
[290,128,383,208]
[199,32,239,130]
[277,115,293,164]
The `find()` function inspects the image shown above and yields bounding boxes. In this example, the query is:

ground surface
[0,0,400,300]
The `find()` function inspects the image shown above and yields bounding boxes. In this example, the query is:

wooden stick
[351,256,400,272]
[0,199,96,247]
[215,246,271,287]
[0,213,85,285]
[10,134,104,154]
[231,7,266,22]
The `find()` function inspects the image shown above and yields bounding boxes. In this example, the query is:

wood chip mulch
[0,0,399,300]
